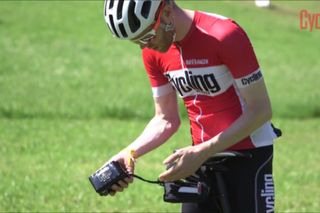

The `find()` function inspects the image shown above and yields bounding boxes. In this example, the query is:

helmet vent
[141,0,151,19]
[108,15,120,38]
[119,23,128,38]
[117,0,124,20]
[128,0,140,33]
[109,0,114,9]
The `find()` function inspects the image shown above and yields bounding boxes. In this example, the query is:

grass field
[0,1,319,212]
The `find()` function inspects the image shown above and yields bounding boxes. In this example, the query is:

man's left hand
[158,145,209,182]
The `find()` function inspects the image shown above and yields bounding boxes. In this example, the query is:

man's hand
[158,145,209,182]
[103,149,136,196]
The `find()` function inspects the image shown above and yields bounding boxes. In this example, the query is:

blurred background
[0,1,319,212]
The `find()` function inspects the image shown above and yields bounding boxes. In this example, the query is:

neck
[173,7,195,42]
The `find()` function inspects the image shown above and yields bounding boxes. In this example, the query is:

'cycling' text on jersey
[164,65,234,98]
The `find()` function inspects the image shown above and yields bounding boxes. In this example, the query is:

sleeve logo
[237,69,263,88]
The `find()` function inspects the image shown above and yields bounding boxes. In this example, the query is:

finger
[166,161,177,170]
[126,163,135,174]
[163,152,182,165]
[111,184,123,192]
[159,167,187,182]
[159,163,182,181]
[109,191,116,196]
[159,169,178,182]
[125,177,134,183]
[117,180,128,188]
[158,170,172,182]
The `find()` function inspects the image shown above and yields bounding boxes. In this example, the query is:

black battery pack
[89,161,129,196]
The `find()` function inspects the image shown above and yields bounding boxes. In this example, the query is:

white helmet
[104,0,162,40]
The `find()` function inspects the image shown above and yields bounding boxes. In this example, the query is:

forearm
[126,115,180,158]
[201,106,272,159]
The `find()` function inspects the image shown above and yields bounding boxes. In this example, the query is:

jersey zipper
[175,44,205,143]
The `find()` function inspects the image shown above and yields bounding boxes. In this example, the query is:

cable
[129,174,164,186]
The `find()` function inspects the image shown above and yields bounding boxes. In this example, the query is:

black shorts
[181,145,275,213]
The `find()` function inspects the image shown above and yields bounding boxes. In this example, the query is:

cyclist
[103,0,278,212]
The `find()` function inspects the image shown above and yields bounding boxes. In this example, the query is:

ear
[161,4,174,23]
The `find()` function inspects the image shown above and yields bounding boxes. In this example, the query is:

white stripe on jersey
[193,94,205,143]
[151,82,174,97]
[250,121,277,147]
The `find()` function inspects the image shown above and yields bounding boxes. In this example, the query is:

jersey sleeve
[142,49,174,97]
[217,20,263,88]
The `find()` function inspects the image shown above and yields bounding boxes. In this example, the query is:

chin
[157,48,167,53]
[157,45,171,53]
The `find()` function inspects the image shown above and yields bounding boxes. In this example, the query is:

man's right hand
[103,149,135,196]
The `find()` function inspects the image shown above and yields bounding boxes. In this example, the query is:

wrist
[199,137,219,160]
[194,142,213,163]
[122,148,137,167]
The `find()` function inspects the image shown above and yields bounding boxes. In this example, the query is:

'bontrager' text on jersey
[142,11,277,150]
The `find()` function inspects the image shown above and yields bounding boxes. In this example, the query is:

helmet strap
[172,32,177,42]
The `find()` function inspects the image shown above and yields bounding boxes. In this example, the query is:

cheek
[162,32,175,46]
[147,31,174,52]
[159,32,172,46]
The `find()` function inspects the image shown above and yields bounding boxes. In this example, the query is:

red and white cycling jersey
[142,11,277,150]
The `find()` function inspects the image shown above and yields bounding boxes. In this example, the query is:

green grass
[0,1,319,212]
[0,118,319,212]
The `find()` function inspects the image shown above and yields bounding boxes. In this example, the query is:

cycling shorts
[181,145,275,213]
